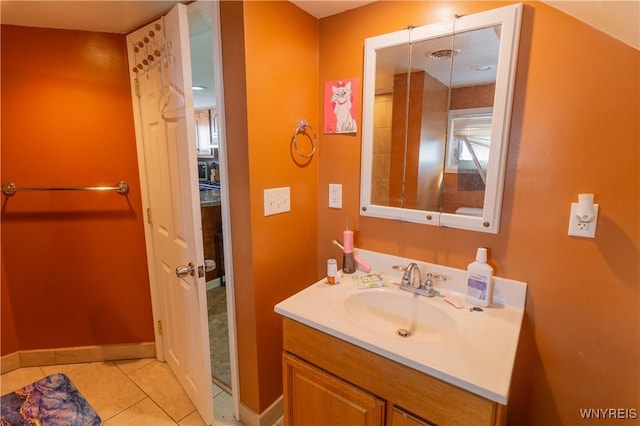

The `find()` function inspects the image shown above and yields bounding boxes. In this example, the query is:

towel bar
[1,181,130,196]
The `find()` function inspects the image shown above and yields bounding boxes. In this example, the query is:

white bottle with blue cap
[465,248,494,307]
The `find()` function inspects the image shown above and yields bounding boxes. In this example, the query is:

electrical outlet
[577,222,590,232]
[264,187,291,216]
[568,203,598,238]
[329,184,342,209]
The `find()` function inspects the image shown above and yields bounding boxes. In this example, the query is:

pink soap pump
[332,226,371,274]
[342,229,356,274]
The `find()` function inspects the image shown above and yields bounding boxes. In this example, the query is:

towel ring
[292,118,317,158]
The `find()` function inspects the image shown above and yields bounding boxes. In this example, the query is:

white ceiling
[1,1,637,48]
[541,1,639,50]
[0,1,181,34]
[289,0,375,18]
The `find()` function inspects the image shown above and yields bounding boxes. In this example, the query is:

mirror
[360,4,522,233]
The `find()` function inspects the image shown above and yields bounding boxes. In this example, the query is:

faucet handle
[393,264,407,284]
[424,272,433,287]
[431,273,448,282]
[422,273,437,297]
[392,264,411,286]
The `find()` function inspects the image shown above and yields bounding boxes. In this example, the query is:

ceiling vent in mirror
[427,48,460,60]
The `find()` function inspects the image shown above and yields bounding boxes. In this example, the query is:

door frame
[204,0,241,419]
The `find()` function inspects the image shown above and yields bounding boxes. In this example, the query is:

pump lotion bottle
[466,248,494,307]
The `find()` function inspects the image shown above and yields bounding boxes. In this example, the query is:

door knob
[175,262,195,277]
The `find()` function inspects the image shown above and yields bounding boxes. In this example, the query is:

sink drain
[396,328,410,338]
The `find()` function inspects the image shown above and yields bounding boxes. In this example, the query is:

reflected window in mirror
[443,108,492,216]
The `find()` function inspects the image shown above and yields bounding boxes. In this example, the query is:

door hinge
[147,208,153,224]
[134,78,141,98]
[157,320,163,336]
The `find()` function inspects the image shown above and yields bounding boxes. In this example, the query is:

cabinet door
[283,353,385,426]
[200,205,222,281]
[390,407,435,426]
[195,109,213,157]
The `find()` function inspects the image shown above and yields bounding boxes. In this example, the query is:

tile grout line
[2,360,222,425]
[50,360,152,425]
[117,360,185,425]
[114,359,220,425]
[100,361,148,424]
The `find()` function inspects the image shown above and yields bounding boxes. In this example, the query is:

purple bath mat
[1,373,101,426]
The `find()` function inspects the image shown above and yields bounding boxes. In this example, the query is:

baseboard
[206,277,222,291]
[239,395,283,426]
[0,342,156,375]
[0,352,21,375]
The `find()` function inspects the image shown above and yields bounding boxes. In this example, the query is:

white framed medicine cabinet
[359,3,523,233]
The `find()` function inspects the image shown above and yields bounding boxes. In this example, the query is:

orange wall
[221,1,320,413]
[1,25,154,353]
[317,2,639,425]
[3,3,636,424]
[1,255,19,355]
[219,0,258,411]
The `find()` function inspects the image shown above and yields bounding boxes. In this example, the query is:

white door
[127,4,214,425]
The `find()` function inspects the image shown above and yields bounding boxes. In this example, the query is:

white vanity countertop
[274,248,527,405]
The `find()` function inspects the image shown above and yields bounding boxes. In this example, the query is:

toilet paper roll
[204,259,216,272]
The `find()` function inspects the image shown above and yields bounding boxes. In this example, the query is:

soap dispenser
[342,229,356,274]
[465,248,494,307]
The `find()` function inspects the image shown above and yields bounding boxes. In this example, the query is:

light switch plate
[264,187,291,216]
[329,183,342,209]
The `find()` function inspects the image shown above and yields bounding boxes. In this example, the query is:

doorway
[127,1,238,422]
[188,0,239,416]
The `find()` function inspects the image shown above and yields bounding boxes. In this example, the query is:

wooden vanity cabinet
[284,353,385,426]
[282,318,507,426]
[390,408,435,426]
[200,204,222,281]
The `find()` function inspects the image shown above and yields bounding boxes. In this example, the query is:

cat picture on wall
[324,78,359,134]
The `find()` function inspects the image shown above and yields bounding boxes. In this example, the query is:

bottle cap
[476,248,488,263]
[327,259,338,276]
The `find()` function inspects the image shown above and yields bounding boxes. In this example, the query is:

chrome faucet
[400,263,422,289]
[394,264,445,298]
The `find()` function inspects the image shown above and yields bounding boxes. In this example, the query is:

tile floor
[0,358,261,425]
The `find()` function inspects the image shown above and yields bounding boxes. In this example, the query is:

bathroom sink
[275,248,527,404]
[338,289,457,341]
